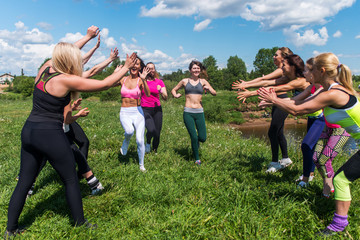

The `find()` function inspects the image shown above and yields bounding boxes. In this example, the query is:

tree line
[6,47,360,98]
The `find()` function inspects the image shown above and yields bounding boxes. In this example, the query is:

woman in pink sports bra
[117,57,150,172]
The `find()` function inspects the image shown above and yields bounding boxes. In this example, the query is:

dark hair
[136,57,145,76]
[189,60,208,79]
[283,54,305,77]
[305,58,314,71]
[278,47,293,58]
[146,62,159,79]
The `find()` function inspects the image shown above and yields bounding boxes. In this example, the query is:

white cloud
[179,45,184,52]
[333,30,342,38]
[141,0,355,30]
[37,22,53,30]
[284,26,329,47]
[140,0,355,46]
[0,22,119,76]
[193,19,212,32]
[356,35,360,39]
[131,37,137,43]
[0,22,54,75]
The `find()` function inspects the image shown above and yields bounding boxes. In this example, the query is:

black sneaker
[77,219,97,229]
[315,228,338,237]
[3,228,25,239]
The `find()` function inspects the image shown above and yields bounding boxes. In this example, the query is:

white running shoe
[279,158,293,167]
[120,143,128,156]
[265,162,283,173]
[145,143,151,153]
[140,165,147,172]
[297,175,314,182]
[297,181,309,188]
[91,182,104,195]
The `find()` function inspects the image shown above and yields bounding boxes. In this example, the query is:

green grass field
[1,92,360,239]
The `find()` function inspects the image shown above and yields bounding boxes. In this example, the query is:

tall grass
[1,92,359,239]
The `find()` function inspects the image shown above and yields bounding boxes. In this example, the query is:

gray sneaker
[265,162,283,173]
[279,158,292,167]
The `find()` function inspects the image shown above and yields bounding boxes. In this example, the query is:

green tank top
[323,83,360,145]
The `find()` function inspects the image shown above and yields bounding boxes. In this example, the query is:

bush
[12,76,35,97]
[100,87,121,101]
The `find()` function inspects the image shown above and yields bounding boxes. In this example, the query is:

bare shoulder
[200,78,208,85]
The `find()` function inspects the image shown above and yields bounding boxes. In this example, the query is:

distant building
[0,73,14,84]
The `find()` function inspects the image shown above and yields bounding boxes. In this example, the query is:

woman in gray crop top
[171,60,216,165]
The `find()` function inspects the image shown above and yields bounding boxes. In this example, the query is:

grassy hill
[0,93,359,239]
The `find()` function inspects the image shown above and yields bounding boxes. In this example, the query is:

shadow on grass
[228,152,300,183]
[19,180,91,229]
[173,147,192,162]
[117,146,141,165]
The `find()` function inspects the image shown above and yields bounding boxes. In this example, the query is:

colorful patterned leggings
[333,150,360,201]
[312,127,350,178]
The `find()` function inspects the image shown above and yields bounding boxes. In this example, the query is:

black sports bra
[330,88,357,109]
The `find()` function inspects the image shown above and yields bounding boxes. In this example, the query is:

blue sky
[0,0,359,77]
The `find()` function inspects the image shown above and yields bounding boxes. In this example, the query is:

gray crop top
[184,79,203,95]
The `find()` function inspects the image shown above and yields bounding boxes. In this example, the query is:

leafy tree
[252,47,278,78]
[202,55,223,89]
[12,76,35,96]
[222,55,247,90]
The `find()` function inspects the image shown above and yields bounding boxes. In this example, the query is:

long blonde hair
[314,53,356,95]
[52,42,83,77]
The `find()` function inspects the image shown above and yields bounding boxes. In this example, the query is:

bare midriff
[121,97,140,107]
[185,94,203,108]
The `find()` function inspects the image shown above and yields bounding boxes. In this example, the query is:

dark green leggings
[183,111,207,160]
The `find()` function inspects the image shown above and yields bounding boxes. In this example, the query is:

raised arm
[74,25,99,50]
[258,87,333,115]
[139,67,151,97]
[232,68,284,90]
[158,84,168,100]
[171,79,185,98]
[61,53,137,92]
[82,34,101,65]
[202,79,216,96]
[270,77,309,93]
[82,48,119,78]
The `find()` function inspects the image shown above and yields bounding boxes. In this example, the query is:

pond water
[235,121,357,154]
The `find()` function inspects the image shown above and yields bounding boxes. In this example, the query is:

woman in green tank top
[258,52,359,237]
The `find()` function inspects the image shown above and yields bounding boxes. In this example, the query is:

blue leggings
[301,116,325,177]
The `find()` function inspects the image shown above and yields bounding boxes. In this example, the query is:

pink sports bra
[121,77,141,99]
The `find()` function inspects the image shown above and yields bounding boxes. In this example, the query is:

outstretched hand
[257,87,277,104]
[74,107,90,118]
[232,80,246,90]
[114,65,123,73]
[110,48,119,60]
[86,25,99,39]
[95,34,101,48]
[139,66,150,80]
[124,52,137,69]
[237,88,252,103]
[72,98,82,111]
[258,100,273,108]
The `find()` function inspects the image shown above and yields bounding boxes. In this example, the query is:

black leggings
[268,94,289,162]
[142,106,163,152]
[7,121,85,231]
[66,122,91,175]
[68,122,90,159]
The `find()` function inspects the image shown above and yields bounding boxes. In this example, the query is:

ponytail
[314,53,356,95]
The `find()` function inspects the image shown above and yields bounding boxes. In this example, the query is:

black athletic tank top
[27,67,70,123]
[184,79,203,95]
